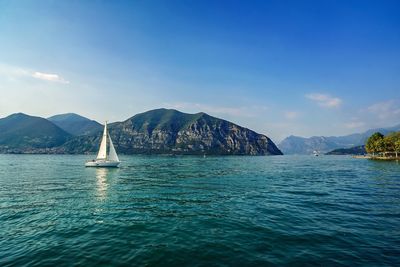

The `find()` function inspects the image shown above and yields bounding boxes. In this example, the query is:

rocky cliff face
[61,109,283,155]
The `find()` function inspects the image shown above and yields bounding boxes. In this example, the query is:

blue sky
[0,0,399,142]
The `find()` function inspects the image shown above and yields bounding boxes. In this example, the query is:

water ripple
[0,155,400,266]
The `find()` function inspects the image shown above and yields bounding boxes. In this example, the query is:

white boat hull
[85,160,120,167]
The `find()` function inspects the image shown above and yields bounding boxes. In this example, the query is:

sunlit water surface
[1,155,399,266]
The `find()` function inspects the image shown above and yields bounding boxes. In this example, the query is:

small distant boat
[85,122,120,167]
[313,150,319,156]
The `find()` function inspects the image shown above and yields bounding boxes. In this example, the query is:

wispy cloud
[0,64,30,77]
[306,93,342,108]
[32,71,69,84]
[284,111,300,120]
[367,100,400,119]
[344,121,365,129]
[0,63,69,84]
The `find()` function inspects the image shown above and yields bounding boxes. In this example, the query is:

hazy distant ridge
[48,113,102,136]
[279,124,400,154]
[326,145,366,155]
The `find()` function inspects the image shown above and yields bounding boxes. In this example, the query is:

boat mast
[96,121,108,160]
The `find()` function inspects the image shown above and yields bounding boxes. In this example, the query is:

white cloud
[0,64,30,78]
[284,111,300,120]
[0,63,69,84]
[344,121,365,129]
[367,100,400,119]
[306,93,342,108]
[32,71,69,84]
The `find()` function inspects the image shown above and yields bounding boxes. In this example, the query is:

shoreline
[370,156,400,161]
[353,155,400,161]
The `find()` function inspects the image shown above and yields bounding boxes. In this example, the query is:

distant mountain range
[48,113,102,136]
[0,113,71,153]
[0,109,282,155]
[279,124,400,154]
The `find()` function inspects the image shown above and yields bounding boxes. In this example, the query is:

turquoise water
[1,155,399,266]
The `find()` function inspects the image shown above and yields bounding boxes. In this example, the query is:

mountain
[59,108,282,155]
[48,113,102,136]
[0,113,71,153]
[326,145,366,155]
[279,124,400,154]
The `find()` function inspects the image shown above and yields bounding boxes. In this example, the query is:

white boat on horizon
[85,122,120,167]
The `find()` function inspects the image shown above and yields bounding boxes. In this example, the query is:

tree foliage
[365,132,384,154]
[365,131,400,156]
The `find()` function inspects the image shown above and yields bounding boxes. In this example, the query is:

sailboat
[85,122,120,167]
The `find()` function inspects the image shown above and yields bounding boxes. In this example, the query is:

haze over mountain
[0,113,71,152]
[48,113,102,136]
[279,124,400,154]
[0,109,282,155]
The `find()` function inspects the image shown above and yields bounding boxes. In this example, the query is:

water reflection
[96,168,109,200]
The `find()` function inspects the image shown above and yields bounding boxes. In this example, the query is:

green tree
[365,132,384,156]
[385,132,400,157]
[376,138,386,154]
[395,140,400,158]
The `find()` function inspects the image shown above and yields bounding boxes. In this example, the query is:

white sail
[108,135,119,162]
[96,122,108,159]
[85,121,120,167]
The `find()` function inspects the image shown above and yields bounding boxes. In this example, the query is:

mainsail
[108,135,119,162]
[96,122,108,159]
